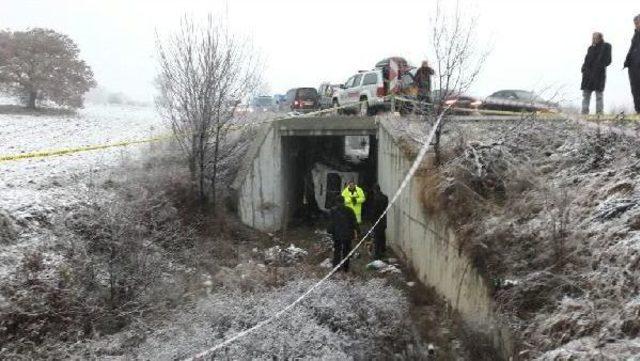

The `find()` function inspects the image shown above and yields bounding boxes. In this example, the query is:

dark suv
[282,87,319,113]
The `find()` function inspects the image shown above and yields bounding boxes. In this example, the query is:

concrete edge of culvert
[377,119,516,360]
[230,123,274,191]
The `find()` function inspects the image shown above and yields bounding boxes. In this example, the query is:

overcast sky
[2,0,639,110]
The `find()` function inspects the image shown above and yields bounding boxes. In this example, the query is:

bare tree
[156,15,261,206]
[430,0,488,101]
[428,0,489,164]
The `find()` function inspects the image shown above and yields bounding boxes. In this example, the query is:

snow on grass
[68,278,417,360]
[0,104,163,155]
[0,103,165,279]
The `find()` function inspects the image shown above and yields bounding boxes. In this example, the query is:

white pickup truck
[332,69,389,116]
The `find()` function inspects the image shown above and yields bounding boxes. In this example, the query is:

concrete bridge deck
[276,116,377,136]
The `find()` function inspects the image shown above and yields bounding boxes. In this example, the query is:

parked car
[483,90,559,113]
[432,90,483,114]
[332,69,389,116]
[282,88,319,113]
[250,95,276,112]
[317,83,341,110]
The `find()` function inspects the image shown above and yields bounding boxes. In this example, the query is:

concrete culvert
[0,209,17,244]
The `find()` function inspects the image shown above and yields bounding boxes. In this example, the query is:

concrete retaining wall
[377,121,513,358]
[234,125,283,232]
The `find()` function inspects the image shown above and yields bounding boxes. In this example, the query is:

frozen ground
[0,102,465,359]
[391,114,640,360]
[0,102,165,279]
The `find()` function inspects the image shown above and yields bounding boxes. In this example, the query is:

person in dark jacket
[624,15,640,114]
[370,184,389,260]
[328,195,358,272]
[413,60,435,103]
[581,32,612,115]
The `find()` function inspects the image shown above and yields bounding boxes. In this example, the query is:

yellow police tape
[0,117,297,164]
[0,106,357,164]
[583,114,640,122]
[0,134,174,163]
[1,97,637,164]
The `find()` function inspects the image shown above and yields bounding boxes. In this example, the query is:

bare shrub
[430,0,488,100]
[427,0,490,161]
[0,209,17,244]
[103,279,431,360]
[420,140,509,226]
[495,272,583,320]
[457,324,504,361]
[156,15,261,206]
[545,188,575,270]
[1,250,96,354]
[0,154,196,358]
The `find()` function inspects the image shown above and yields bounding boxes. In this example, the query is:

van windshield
[296,88,318,100]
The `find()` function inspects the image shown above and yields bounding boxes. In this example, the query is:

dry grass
[0,209,17,244]
[0,139,265,358]
[418,119,640,358]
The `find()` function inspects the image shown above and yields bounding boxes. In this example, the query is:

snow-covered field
[0,102,165,278]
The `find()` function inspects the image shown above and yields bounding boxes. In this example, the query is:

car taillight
[377,87,386,97]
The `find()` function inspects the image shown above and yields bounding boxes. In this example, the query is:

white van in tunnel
[311,163,359,212]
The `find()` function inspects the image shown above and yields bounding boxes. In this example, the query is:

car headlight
[471,100,482,107]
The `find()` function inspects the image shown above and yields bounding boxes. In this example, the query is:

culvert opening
[281,135,378,227]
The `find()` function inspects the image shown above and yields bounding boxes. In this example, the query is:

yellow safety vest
[342,186,365,223]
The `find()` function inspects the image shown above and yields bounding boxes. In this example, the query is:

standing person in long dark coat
[413,60,435,103]
[624,15,640,114]
[581,32,612,115]
[370,184,389,260]
[328,195,358,272]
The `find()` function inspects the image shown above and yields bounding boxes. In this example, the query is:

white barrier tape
[184,105,452,361]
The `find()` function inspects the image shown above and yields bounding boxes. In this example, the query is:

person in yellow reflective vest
[341,180,365,224]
